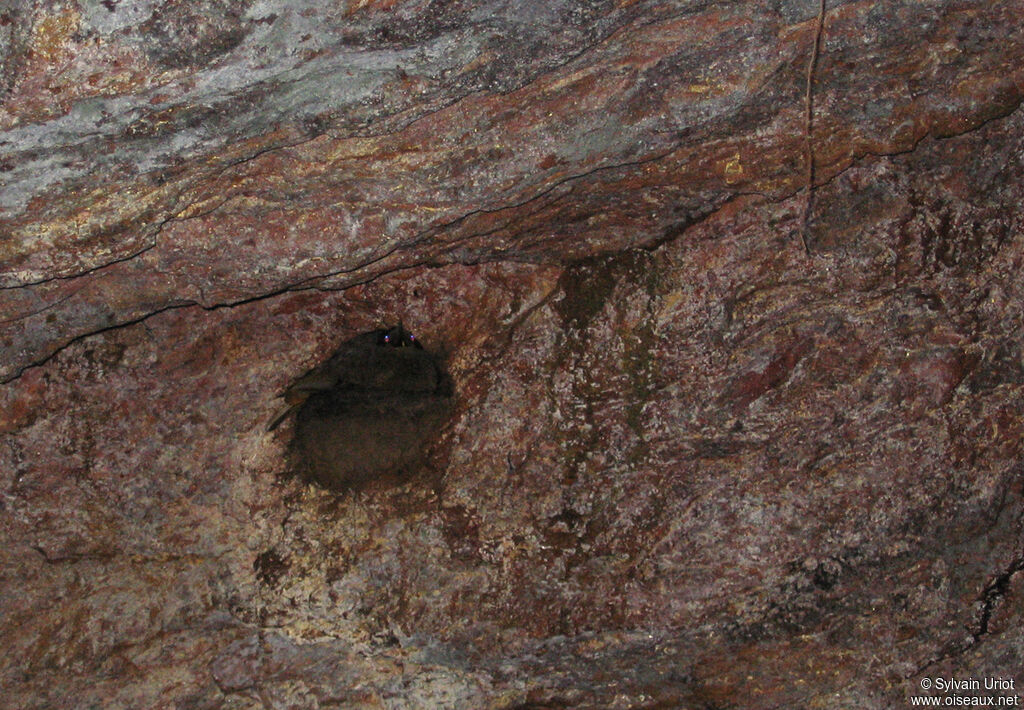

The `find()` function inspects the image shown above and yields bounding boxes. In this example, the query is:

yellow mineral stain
[656,289,687,325]
[723,153,744,184]
[325,136,382,163]
[97,69,146,95]
[31,9,80,65]
[344,0,404,16]
[545,66,598,95]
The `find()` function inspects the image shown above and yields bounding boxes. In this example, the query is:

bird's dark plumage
[267,324,452,492]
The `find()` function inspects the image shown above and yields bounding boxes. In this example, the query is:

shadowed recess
[276,325,453,492]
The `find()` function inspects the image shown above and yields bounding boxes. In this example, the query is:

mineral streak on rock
[2,0,1024,708]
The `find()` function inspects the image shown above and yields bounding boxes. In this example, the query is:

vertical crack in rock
[801,0,827,254]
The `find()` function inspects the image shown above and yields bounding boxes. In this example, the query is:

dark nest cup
[275,326,453,493]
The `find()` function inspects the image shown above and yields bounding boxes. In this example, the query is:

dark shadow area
[275,325,453,492]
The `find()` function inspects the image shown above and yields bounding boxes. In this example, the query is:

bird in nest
[266,322,431,432]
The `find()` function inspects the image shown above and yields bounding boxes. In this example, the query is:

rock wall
[2,1,1023,708]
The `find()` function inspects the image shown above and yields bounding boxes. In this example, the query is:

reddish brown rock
[2,1,1024,708]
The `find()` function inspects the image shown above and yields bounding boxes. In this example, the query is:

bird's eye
[409,334,416,341]
[383,334,391,343]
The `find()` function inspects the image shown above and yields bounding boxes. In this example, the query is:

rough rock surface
[2,0,1023,708]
